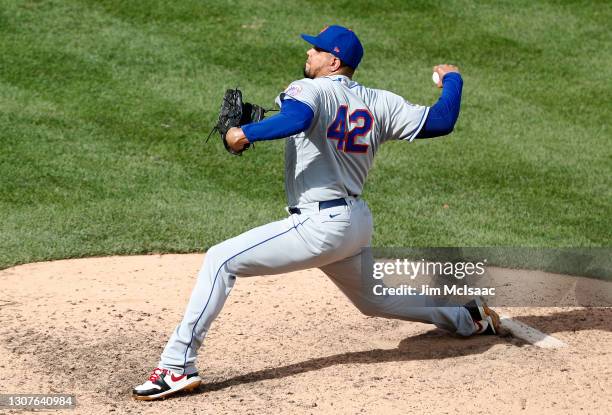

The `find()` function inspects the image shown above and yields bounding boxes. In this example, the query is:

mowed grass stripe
[0,0,610,268]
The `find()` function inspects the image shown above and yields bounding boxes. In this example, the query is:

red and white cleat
[132,368,202,401]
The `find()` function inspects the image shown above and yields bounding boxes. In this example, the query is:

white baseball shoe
[464,297,501,335]
[132,367,202,400]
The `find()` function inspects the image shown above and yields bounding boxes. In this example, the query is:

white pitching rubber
[500,315,567,349]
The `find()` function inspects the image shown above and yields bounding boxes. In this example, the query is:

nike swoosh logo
[329,213,341,218]
[170,373,186,382]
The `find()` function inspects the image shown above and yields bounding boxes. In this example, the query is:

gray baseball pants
[158,198,476,374]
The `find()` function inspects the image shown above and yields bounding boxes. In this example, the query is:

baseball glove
[207,88,268,156]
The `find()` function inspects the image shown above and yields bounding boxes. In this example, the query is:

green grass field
[1,0,610,269]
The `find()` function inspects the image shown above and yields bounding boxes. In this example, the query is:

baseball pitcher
[133,25,501,400]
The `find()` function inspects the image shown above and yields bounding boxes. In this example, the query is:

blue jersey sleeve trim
[404,106,430,142]
[279,92,318,114]
[242,99,314,142]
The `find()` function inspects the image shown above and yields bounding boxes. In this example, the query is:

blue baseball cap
[301,25,364,70]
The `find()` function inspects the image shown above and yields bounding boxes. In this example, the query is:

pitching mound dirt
[0,254,610,414]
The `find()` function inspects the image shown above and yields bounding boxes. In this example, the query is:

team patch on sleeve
[284,84,303,98]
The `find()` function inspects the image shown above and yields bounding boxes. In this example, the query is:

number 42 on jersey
[327,106,373,154]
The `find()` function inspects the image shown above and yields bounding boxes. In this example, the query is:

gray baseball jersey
[278,75,429,206]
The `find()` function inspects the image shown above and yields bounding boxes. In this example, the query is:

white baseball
[432,71,440,85]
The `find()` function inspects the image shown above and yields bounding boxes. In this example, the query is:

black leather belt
[288,198,348,215]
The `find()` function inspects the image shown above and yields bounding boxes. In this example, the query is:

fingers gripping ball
[209,88,267,156]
